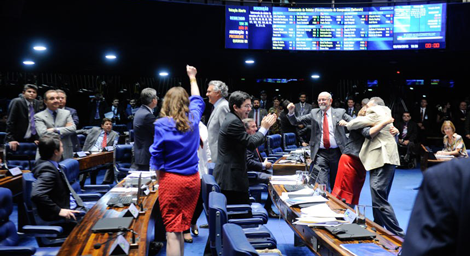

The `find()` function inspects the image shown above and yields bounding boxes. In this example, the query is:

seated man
[395,111,418,163]
[77,118,119,184]
[243,118,279,218]
[31,134,83,235]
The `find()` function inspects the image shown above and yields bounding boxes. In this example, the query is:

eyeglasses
[242,104,252,109]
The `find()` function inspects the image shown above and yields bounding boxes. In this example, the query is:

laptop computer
[424,146,437,160]
[325,224,376,240]
[91,217,133,233]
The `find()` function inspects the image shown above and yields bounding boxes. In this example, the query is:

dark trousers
[221,190,252,218]
[184,180,204,234]
[310,148,341,191]
[369,164,404,237]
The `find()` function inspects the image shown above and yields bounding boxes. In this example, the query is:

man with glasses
[287,92,351,190]
[214,91,276,205]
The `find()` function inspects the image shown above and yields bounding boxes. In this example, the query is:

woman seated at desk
[436,120,468,158]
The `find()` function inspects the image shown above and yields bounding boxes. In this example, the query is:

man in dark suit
[57,89,80,152]
[402,158,470,256]
[454,101,469,146]
[345,98,359,118]
[88,93,108,126]
[106,98,128,125]
[395,111,418,162]
[132,88,158,171]
[31,134,82,234]
[213,91,276,205]
[5,84,41,150]
[415,98,433,143]
[294,92,313,117]
[248,98,268,128]
[243,118,279,218]
[287,92,352,190]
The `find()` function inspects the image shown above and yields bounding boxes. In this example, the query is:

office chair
[0,187,61,255]
[59,158,110,196]
[282,132,298,152]
[266,134,287,159]
[114,144,133,182]
[209,192,277,256]
[223,223,282,256]
[3,142,37,170]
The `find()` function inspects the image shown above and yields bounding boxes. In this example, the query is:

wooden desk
[57,182,159,256]
[269,183,403,256]
[0,169,30,197]
[272,156,307,176]
[75,152,114,184]
[420,144,452,172]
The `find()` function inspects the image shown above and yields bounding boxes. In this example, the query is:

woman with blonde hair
[150,65,205,255]
[436,120,468,158]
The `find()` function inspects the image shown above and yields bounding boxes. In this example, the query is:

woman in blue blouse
[150,65,205,255]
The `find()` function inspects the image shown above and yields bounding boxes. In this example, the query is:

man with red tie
[243,118,278,218]
[287,92,352,190]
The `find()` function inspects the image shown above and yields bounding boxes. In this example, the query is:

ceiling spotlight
[410,87,414,90]
[245,60,255,64]
[105,55,117,60]
[368,88,373,92]
[33,46,47,51]
[159,72,169,77]
[23,60,35,65]
[311,74,320,79]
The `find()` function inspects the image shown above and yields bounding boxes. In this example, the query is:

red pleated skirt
[158,171,200,232]
[332,154,366,205]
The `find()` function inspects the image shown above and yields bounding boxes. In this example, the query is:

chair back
[114,144,133,180]
[266,134,283,155]
[4,142,37,170]
[82,126,97,130]
[223,223,259,256]
[209,191,229,256]
[113,124,128,135]
[201,174,221,221]
[77,134,86,151]
[0,187,19,246]
[59,159,81,192]
[258,143,268,159]
[282,132,298,151]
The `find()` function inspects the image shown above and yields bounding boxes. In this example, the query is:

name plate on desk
[123,203,139,219]
[344,209,357,224]
[8,167,22,177]
[109,234,130,256]
[76,151,87,158]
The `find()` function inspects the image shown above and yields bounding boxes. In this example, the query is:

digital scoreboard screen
[225,3,446,51]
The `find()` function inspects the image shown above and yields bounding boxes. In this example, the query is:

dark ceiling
[1,0,470,81]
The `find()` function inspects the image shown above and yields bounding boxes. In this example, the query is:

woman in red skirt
[334,107,395,207]
[150,65,205,256]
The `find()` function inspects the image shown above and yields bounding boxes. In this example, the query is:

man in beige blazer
[344,97,404,237]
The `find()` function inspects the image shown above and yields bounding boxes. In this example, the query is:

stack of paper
[282,188,315,198]
[293,203,345,226]
[282,195,328,207]
[270,175,299,185]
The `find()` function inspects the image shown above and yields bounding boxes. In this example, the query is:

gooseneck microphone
[94,232,123,249]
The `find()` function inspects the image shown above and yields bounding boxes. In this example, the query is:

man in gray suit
[133,88,158,171]
[77,118,119,184]
[248,98,268,128]
[206,80,229,163]
[294,92,313,117]
[287,92,351,190]
[35,90,76,160]
[343,97,404,237]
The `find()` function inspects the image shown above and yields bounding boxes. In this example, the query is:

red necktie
[102,132,107,148]
[323,112,330,149]
[256,148,263,162]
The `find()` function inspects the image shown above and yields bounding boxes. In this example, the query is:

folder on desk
[325,224,376,240]
[340,243,394,256]
[91,217,133,233]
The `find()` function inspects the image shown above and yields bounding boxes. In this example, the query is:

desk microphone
[93,232,122,249]
[118,226,138,244]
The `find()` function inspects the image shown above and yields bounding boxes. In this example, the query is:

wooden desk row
[269,183,403,256]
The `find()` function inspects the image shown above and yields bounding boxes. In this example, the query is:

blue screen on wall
[225,3,446,51]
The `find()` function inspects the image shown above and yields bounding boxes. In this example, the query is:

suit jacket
[287,108,351,161]
[213,112,266,192]
[295,102,313,117]
[396,120,418,142]
[346,105,400,170]
[106,105,128,125]
[415,107,433,134]
[401,158,470,256]
[65,107,79,126]
[248,108,268,126]
[31,159,71,221]
[246,149,264,172]
[34,108,76,159]
[453,109,467,135]
[5,96,41,142]
[133,105,157,167]
[79,127,119,152]
[88,99,108,124]
[345,107,359,118]
[207,98,230,163]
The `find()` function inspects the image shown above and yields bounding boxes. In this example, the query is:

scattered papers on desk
[110,187,138,193]
[435,154,454,159]
[300,203,344,218]
[282,195,328,207]
[127,171,155,178]
[270,175,299,185]
[278,159,297,164]
[282,188,315,198]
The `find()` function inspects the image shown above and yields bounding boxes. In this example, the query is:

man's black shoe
[267,208,279,218]
[149,241,164,254]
